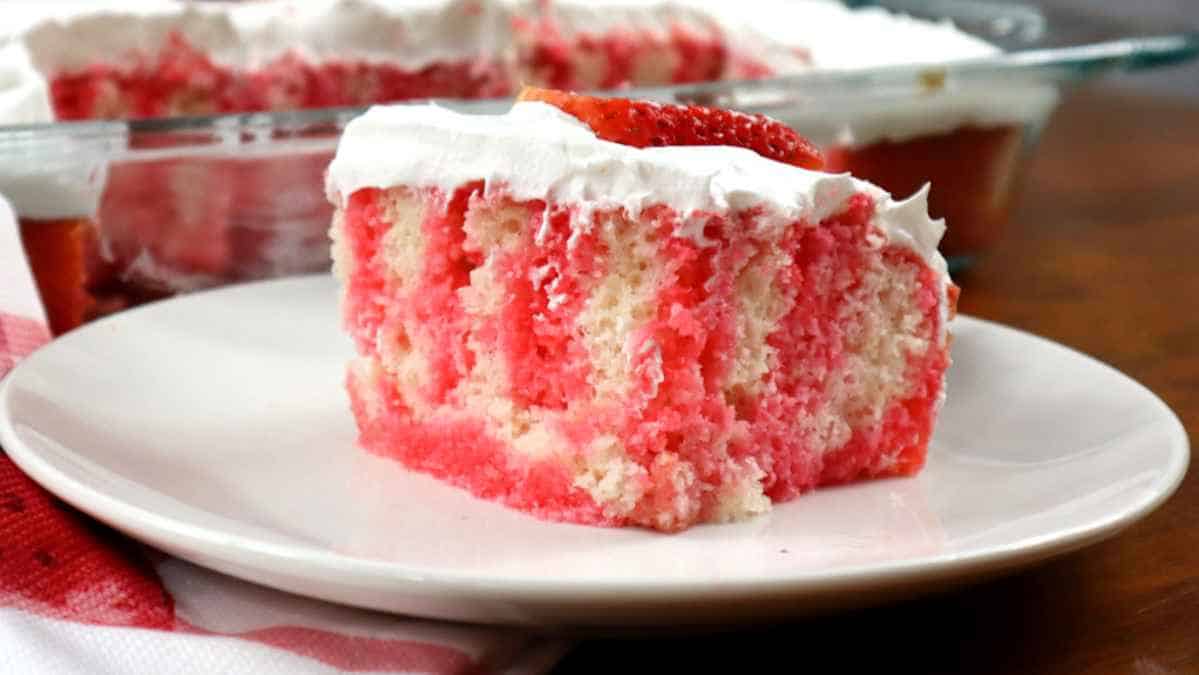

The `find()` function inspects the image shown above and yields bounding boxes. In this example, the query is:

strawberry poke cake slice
[327,92,956,532]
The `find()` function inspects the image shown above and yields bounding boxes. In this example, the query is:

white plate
[0,276,1188,629]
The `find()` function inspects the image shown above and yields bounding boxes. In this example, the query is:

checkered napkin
[0,194,569,674]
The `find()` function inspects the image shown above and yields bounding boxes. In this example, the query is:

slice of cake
[327,93,956,532]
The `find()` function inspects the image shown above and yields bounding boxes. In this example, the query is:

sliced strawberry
[518,86,824,170]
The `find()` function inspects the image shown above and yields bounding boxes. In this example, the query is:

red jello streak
[515,17,574,90]
[348,377,608,524]
[749,194,880,499]
[343,188,610,523]
[736,194,945,498]
[608,208,744,525]
[576,33,635,90]
[818,250,947,483]
[345,185,478,405]
[51,33,246,120]
[149,32,245,115]
[251,56,512,109]
[367,60,512,102]
[492,203,597,410]
[406,184,481,403]
[516,20,727,91]
[669,26,728,83]
[342,188,391,354]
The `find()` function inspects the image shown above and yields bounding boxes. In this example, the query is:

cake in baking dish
[326,93,957,531]
[0,0,1000,122]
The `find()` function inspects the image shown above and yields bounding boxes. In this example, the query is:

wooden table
[553,85,1199,674]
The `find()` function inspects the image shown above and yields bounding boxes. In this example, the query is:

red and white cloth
[0,194,569,674]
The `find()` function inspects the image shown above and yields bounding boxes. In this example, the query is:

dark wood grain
[551,85,1199,675]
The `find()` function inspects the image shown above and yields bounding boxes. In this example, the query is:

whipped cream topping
[327,101,948,276]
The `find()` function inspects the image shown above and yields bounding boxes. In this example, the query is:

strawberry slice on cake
[327,91,955,532]
[517,86,823,169]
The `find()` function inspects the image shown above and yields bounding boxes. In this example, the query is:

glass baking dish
[3,1,1197,334]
